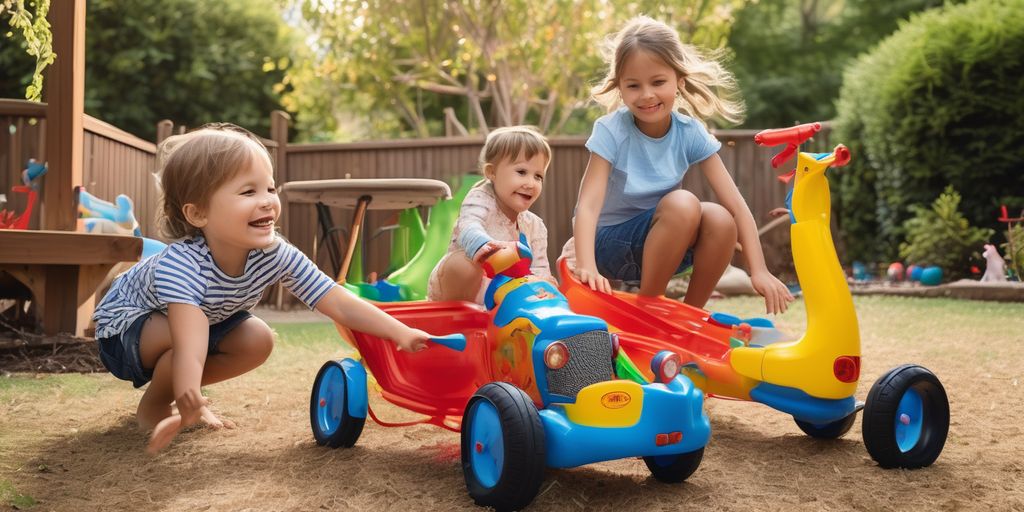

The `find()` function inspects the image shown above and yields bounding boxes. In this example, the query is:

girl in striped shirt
[94,124,437,453]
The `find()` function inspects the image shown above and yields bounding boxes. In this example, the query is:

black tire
[310,360,365,448]
[643,447,704,483]
[862,364,949,469]
[461,382,546,512]
[795,412,857,439]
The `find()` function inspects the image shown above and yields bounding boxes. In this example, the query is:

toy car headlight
[544,342,569,370]
[651,350,681,383]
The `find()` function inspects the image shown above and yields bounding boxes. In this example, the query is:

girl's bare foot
[147,405,235,454]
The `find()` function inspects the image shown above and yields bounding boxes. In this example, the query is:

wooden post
[270,110,290,237]
[42,0,86,231]
[156,119,174,145]
[270,111,290,309]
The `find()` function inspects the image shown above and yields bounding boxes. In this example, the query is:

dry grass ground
[1,296,1022,511]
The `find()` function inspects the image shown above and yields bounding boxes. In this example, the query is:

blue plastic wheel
[863,364,949,468]
[461,382,545,511]
[310,360,366,448]
[466,400,504,488]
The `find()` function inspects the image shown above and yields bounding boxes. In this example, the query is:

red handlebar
[754,122,822,169]
[754,122,822,147]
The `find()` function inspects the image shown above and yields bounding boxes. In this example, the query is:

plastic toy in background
[311,235,711,510]
[562,122,949,470]
[77,188,167,259]
[0,186,37,230]
[906,264,923,282]
[980,244,1007,282]
[887,262,905,282]
[387,208,426,275]
[22,158,47,186]
[0,159,47,230]
[852,261,870,281]
[919,266,943,286]
[385,175,475,300]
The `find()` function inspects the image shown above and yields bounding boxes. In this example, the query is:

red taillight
[833,356,860,383]
[544,342,569,370]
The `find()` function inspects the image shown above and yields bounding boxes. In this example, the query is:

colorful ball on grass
[907,265,922,282]
[887,262,905,282]
[920,266,943,286]
[852,261,869,281]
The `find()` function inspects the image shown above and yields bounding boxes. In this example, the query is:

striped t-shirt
[93,234,336,339]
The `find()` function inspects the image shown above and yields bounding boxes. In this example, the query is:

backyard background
[1,0,1023,510]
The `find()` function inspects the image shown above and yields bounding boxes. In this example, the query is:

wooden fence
[3,102,833,307]
[277,125,832,291]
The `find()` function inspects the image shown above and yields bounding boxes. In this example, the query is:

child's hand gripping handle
[480,234,534,279]
[430,333,467,352]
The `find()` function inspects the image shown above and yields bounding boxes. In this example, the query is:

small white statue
[981,244,1008,282]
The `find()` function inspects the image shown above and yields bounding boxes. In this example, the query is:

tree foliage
[835,0,1024,263]
[1,0,53,101]
[727,0,948,129]
[78,0,300,140]
[287,0,744,141]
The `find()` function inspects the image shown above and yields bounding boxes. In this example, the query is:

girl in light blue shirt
[569,16,793,314]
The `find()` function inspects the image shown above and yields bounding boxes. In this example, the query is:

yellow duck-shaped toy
[730,124,860,400]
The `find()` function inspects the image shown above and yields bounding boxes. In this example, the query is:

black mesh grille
[545,330,614,399]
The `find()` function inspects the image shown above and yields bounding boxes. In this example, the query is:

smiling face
[618,49,685,138]
[485,151,549,222]
[184,151,280,274]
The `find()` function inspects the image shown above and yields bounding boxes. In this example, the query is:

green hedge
[834,0,1024,263]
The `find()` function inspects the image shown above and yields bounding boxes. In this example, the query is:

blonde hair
[473,126,552,189]
[593,16,744,125]
[155,123,273,239]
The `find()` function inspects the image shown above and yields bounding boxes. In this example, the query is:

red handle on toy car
[754,122,822,169]
[430,333,467,352]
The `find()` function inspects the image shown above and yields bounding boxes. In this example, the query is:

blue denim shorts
[97,310,253,388]
[595,207,694,283]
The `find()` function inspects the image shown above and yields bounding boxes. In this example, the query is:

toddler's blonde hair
[155,123,273,239]
[593,16,744,125]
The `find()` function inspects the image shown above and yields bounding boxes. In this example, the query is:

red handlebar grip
[754,122,822,147]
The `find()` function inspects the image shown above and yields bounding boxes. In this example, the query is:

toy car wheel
[461,382,545,511]
[310,360,366,448]
[794,412,857,439]
[862,364,949,468]
[643,447,704,483]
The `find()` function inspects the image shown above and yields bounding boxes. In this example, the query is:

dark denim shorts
[595,207,694,284]
[97,310,253,388]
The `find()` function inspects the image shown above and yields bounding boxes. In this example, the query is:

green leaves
[835,0,1024,263]
[899,186,994,281]
[2,0,54,101]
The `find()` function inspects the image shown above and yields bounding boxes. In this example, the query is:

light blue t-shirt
[586,107,722,226]
[93,234,336,339]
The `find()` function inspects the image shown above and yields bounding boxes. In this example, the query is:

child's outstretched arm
[700,155,794,314]
[147,303,219,454]
[573,154,613,294]
[315,286,432,352]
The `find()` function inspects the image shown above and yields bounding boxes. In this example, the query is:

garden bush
[899,186,993,281]
[834,0,1024,263]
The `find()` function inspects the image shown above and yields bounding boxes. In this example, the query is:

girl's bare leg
[681,202,737,308]
[432,254,484,302]
[639,190,701,297]
[136,314,275,429]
